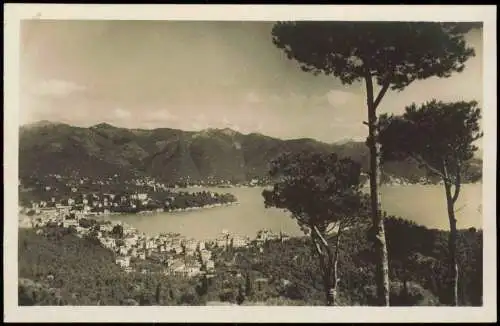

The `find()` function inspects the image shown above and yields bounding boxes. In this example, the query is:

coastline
[132,201,239,215]
[19,200,240,221]
[18,182,483,238]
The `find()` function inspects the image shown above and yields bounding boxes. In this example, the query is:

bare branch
[313,225,330,249]
[341,215,357,229]
[408,154,446,180]
[373,81,391,110]
[312,238,329,287]
[312,238,323,256]
[310,223,324,255]
[334,224,344,263]
[452,164,462,204]
[364,70,375,112]
[326,221,340,234]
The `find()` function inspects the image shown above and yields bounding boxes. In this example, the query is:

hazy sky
[20,20,483,143]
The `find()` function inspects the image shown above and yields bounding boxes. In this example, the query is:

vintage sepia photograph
[4,4,497,323]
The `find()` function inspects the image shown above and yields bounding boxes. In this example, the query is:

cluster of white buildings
[91,223,217,277]
[210,229,251,249]
[22,205,293,279]
[255,229,290,244]
[29,191,159,214]
[384,175,442,186]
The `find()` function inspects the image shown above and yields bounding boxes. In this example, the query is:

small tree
[111,224,124,239]
[378,99,482,306]
[262,151,369,306]
[271,21,479,306]
[195,275,209,298]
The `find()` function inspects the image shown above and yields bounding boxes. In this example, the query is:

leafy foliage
[262,151,370,305]
[221,218,481,306]
[272,21,479,90]
[271,20,479,307]
[378,100,482,306]
[379,100,483,181]
[18,217,482,306]
[18,228,205,306]
[263,152,370,234]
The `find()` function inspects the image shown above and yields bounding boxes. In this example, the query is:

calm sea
[100,184,482,240]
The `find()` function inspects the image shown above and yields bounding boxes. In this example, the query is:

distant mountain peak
[21,120,61,128]
[334,138,358,145]
[18,122,482,184]
[199,127,240,137]
[219,127,239,136]
[90,122,117,129]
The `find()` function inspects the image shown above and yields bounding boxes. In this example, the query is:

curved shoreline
[136,201,239,215]
[87,201,239,217]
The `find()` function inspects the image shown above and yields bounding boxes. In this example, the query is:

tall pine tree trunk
[325,285,334,306]
[324,253,341,306]
[365,75,390,306]
[313,232,338,306]
[321,261,334,306]
[328,226,343,306]
[444,180,459,306]
[324,262,339,306]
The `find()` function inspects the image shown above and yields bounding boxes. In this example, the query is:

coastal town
[19,206,291,279]
[19,173,242,215]
[11,16,488,317]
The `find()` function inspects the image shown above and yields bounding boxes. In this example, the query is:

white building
[102,238,116,248]
[206,260,215,271]
[145,239,155,249]
[184,239,198,252]
[232,236,249,248]
[124,237,137,247]
[169,261,186,276]
[116,256,131,268]
[63,219,78,228]
[200,249,211,262]
[185,263,202,277]
[280,233,290,242]
[216,237,229,248]
[172,244,183,254]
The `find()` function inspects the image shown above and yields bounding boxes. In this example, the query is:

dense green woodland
[18,216,482,306]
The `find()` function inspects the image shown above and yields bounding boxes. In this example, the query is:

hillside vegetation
[18,217,482,306]
[19,121,482,184]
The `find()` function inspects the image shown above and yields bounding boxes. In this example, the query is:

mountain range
[19,121,482,184]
